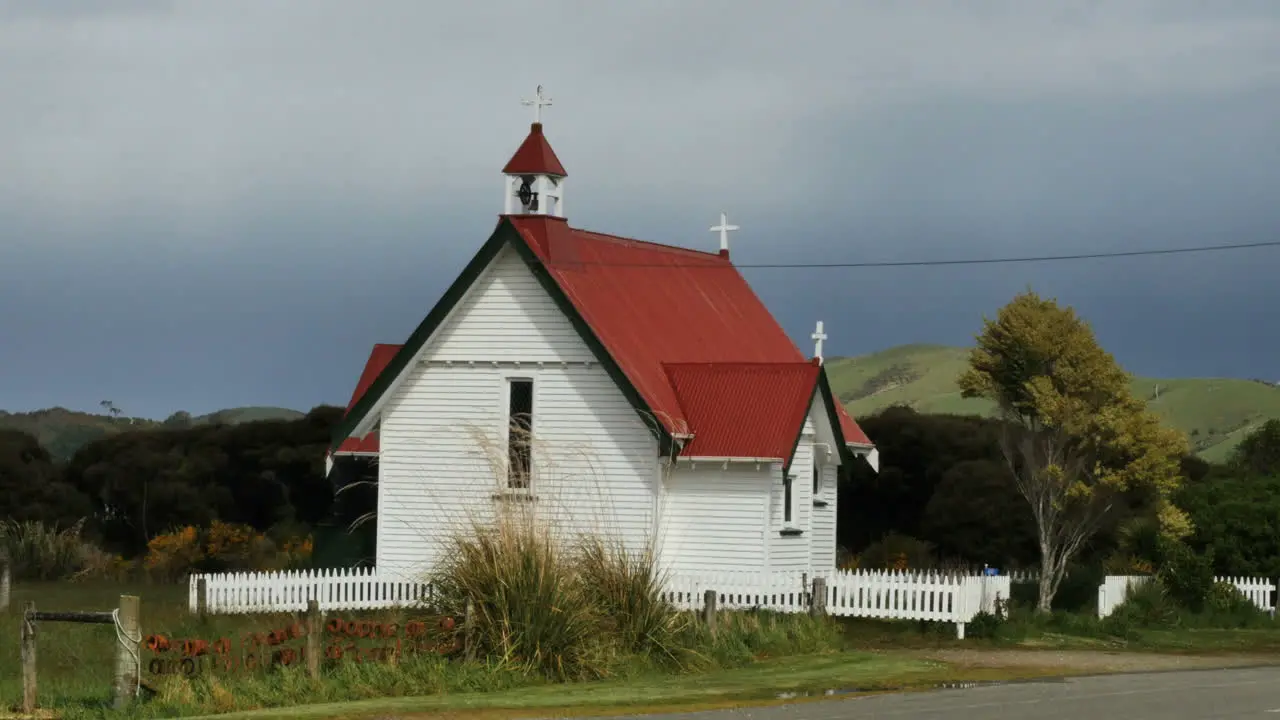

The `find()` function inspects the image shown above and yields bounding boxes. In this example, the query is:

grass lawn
[5,581,1280,719]
[838,614,1280,655]
[176,653,969,720]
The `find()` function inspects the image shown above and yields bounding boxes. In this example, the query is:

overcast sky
[2,0,1278,419]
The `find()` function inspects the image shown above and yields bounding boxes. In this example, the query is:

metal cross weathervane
[522,85,553,124]
[710,211,739,252]
[812,321,828,364]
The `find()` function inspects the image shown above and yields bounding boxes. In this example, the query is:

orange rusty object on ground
[146,634,171,652]
[182,638,210,657]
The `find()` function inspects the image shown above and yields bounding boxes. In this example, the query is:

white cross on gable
[812,321,828,364]
[522,85,553,124]
[709,211,739,252]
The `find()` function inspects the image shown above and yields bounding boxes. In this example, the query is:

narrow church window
[783,474,794,523]
[507,379,534,489]
[813,459,820,496]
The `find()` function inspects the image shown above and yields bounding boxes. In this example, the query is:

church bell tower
[502,85,567,217]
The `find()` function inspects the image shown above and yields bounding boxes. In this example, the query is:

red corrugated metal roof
[835,402,872,445]
[508,215,871,455]
[333,343,400,455]
[346,344,401,411]
[665,362,820,459]
[331,216,874,459]
[335,433,379,454]
[502,123,567,176]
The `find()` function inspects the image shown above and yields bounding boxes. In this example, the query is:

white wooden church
[326,87,878,581]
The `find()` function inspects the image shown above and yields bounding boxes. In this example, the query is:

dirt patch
[909,648,1280,674]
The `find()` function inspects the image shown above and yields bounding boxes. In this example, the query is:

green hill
[0,406,304,461]
[828,344,1280,462]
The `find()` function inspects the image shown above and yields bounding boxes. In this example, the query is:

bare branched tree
[998,413,1115,611]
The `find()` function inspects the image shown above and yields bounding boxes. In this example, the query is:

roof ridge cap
[570,227,731,259]
[663,360,819,370]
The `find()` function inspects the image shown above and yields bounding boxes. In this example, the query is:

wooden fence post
[0,554,10,613]
[464,600,476,661]
[810,577,827,618]
[305,599,321,679]
[114,595,141,710]
[196,577,208,621]
[21,601,36,714]
[702,589,717,636]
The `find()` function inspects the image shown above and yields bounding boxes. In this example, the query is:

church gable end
[331,219,665,451]
[425,244,594,364]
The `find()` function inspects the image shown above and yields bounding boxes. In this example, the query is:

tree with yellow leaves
[958,290,1189,612]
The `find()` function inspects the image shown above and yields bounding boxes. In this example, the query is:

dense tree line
[838,408,1280,582]
[3,394,1278,581]
[837,406,1037,569]
[0,405,346,557]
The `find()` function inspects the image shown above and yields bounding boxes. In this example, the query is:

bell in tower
[502,86,567,218]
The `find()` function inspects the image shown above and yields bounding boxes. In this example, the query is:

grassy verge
[172,652,1061,720]
[8,570,1280,720]
[6,582,1280,719]
[837,611,1280,655]
[0,581,857,719]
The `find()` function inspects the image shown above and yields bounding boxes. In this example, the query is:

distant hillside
[0,406,304,460]
[828,344,1280,462]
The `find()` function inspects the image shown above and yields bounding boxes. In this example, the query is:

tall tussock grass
[433,512,602,679]
[432,508,692,680]
[575,534,689,663]
[0,519,124,581]
[430,507,843,682]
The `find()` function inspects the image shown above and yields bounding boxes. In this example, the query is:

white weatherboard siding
[810,461,837,573]
[804,400,840,575]
[657,463,774,575]
[769,435,813,572]
[376,245,659,579]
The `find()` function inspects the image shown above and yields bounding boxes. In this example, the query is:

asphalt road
[594,667,1280,720]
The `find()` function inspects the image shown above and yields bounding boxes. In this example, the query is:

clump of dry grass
[0,519,122,581]
[431,506,691,680]
[575,534,690,664]
[432,511,604,680]
[403,418,840,682]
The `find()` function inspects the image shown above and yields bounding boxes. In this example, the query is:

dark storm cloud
[1,1,1278,417]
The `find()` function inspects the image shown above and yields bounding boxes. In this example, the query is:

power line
[548,239,1280,269]
[737,239,1280,269]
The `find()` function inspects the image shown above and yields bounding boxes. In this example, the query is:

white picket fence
[188,568,433,615]
[187,566,1009,637]
[1097,575,1277,618]
[661,568,1010,638]
[1004,569,1041,584]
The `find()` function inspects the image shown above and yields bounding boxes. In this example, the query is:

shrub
[678,609,844,670]
[204,520,273,568]
[432,513,603,680]
[856,533,936,570]
[1102,578,1180,634]
[144,521,311,580]
[1200,581,1272,628]
[144,526,205,580]
[1156,540,1216,613]
[575,535,689,665]
[277,535,315,569]
[965,610,1004,639]
[430,508,844,681]
[0,519,122,581]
